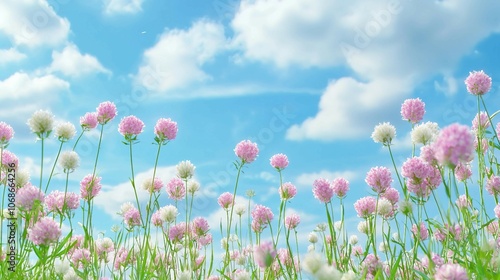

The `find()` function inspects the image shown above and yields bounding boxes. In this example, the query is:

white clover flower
[349,235,358,245]
[221,237,228,250]
[58,150,80,173]
[308,232,318,243]
[55,121,76,142]
[411,121,439,145]
[27,110,55,136]
[120,202,134,216]
[229,234,239,242]
[315,265,343,280]
[377,198,393,217]
[341,270,358,280]
[235,204,246,216]
[378,241,389,252]
[334,221,343,231]
[316,223,327,232]
[159,205,178,223]
[236,255,246,266]
[187,180,200,194]
[63,268,80,280]
[302,252,325,275]
[371,122,396,145]
[15,169,30,188]
[307,244,315,252]
[357,221,369,234]
[392,232,400,241]
[54,258,70,274]
[234,270,251,280]
[176,160,195,179]
[178,270,192,280]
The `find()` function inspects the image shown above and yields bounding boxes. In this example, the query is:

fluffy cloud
[0,0,69,47]
[0,48,27,64]
[104,0,144,14]
[232,0,500,140]
[0,72,69,100]
[48,44,111,78]
[295,169,357,188]
[134,19,226,95]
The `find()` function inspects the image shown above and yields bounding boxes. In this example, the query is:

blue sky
[2,0,500,247]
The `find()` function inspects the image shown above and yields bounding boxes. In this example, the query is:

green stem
[44,141,64,193]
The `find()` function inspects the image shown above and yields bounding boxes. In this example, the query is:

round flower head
[411,222,429,240]
[187,180,200,194]
[285,213,300,229]
[251,204,274,225]
[142,177,163,193]
[495,204,500,219]
[312,178,333,203]
[371,122,396,146]
[465,70,491,95]
[54,121,76,142]
[27,110,54,138]
[331,177,349,198]
[365,166,392,194]
[80,112,98,130]
[218,192,234,210]
[28,217,61,245]
[278,182,297,200]
[80,174,102,200]
[17,184,44,211]
[0,121,14,147]
[166,177,185,200]
[354,196,376,218]
[1,150,19,168]
[118,115,144,141]
[45,191,80,212]
[401,98,425,124]
[159,205,178,223]
[176,160,195,179]
[472,112,490,134]
[191,217,210,238]
[376,198,394,219]
[154,118,178,143]
[433,123,475,167]
[96,101,117,125]
[58,150,80,173]
[254,241,276,268]
[234,140,259,163]
[454,162,472,182]
[123,207,141,228]
[169,222,187,242]
[455,194,470,209]
[411,121,439,145]
[270,153,289,170]
[434,263,468,280]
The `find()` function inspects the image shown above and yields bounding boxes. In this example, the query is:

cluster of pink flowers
[433,123,475,167]
[234,140,259,163]
[122,205,141,228]
[191,217,210,238]
[17,183,45,211]
[435,263,469,280]
[96,101,117,125]
[278,182,297,200]
[142,177,164,193]
[118,115,145,139]
[486,175,500,197]
[27,217,61,245]
[312,178,334,203]
[331,177,349,198]
[401,157,441,198]
[454,162,472,181]
[251,204,274,232]
[154,118,178,142]
[0,121,14,146]
[218,192,234,210]
[169,222,187,242]
[80,112,98,130]
[472,112,490,134]
[45,191,80,212]
[465,70,492,95]
[80,174,102,201]
[284,213,300,229]
[354,196,376,218]
[253,241,276,268]
[166,177,186,200]
[365,166,392,193]
[411,222,429,240]
[1,149,19,168]
[270,153,289,170]
[401,98,425,124]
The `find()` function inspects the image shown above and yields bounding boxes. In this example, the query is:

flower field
[1,70,500,279]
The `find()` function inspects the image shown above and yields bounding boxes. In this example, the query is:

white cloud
[94,166,177,219]
[104,0,144,15]
[48,44,111,78]
[0,72,69,101]
[0,0,69,47]
[295,169,357,188]
[134,19,226,95]
[0,48,26,64]
[232,0,500,140]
